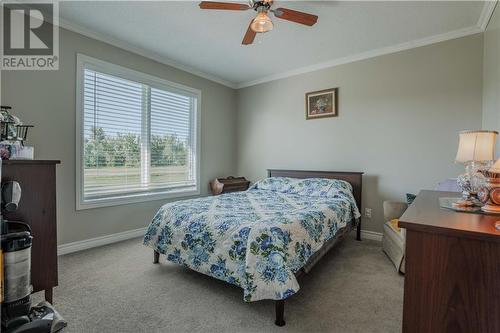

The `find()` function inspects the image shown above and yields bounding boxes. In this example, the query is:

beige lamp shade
[455,130,498,163]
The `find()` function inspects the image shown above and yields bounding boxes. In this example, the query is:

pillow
[389,219,401,232]
[406,193,417,205]
[250,177,294,193]
[325,179,354,195]
[251,177,352,197]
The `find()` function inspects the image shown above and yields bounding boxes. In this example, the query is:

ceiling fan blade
[199,1,250,10]
[272,8,318,26]
[242,21,256,45]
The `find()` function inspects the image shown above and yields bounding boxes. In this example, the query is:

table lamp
[455,130,498,206]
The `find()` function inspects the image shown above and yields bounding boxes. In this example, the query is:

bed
[143,169,363,326]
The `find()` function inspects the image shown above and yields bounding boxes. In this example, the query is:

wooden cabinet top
[2,160,61,165]
[399,190,500,242]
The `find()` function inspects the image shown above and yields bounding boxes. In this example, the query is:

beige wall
[483,4,500,154]
[1,28,237,245]
[0,28,486,242]
[236,35,484,233]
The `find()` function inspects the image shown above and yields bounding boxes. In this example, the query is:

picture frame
[305,88,338,120]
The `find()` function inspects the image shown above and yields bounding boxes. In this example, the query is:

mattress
[144,177,360,302]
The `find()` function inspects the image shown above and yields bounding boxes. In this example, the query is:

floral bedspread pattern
[144,177,360,302]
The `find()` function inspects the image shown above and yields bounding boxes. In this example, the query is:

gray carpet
[37,234,403,332]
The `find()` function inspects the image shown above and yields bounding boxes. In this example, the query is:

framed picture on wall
[305,88,338,120]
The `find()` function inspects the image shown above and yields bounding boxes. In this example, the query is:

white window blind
[77,55,200,209]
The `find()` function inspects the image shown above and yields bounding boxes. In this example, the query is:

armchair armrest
[383,201,409,221]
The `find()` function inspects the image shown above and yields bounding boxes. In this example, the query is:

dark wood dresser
[399,190,500,333]
[2,160,60,303]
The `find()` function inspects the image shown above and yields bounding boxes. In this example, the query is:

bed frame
[153,169,363,327]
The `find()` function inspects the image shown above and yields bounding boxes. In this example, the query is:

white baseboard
[58,227,146,256]
[360,230,383,242]
[58,226,382,256]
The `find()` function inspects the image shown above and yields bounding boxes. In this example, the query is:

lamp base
[457,162,489,206]
[454,196,483,208]
[481,204,500,213]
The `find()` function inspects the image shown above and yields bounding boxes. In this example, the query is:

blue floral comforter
[143,177,360,302]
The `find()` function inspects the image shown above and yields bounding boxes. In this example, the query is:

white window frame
[76,54,201,210]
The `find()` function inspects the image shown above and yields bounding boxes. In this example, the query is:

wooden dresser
[2,160,60,303]
[399,190,500,333]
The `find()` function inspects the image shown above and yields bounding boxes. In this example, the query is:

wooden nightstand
[399,190,500,333]
[209,176,250,195]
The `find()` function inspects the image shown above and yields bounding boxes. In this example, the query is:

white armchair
[382,201,408,274]
[382,181,459,274]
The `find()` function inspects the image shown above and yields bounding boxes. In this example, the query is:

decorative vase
[456,162,488,206]
[479,173,500,213]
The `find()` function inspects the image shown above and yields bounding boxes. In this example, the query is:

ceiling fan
[198,0,318,45]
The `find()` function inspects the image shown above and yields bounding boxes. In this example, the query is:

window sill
[76,186,200,210]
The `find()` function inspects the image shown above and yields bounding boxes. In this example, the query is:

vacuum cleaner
[1,164,67,333]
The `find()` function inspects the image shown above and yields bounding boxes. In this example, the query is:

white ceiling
[58,1,492,88]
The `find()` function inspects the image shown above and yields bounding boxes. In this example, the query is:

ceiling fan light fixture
[198,1,318,45]
[250,11,273,33]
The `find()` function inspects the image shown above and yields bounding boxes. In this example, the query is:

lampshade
[455,130,498,163]
[250,12,273,33]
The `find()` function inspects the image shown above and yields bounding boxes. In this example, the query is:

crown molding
[235,25,482,89]
[13,0,493,91]
[56,17,238,89]
[235,1,496,89]
[5,0,236,87]
[477,0,498,31]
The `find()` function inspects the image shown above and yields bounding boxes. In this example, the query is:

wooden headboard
[267,169,363,210]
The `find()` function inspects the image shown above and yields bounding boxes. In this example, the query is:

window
[76,54,200,209]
